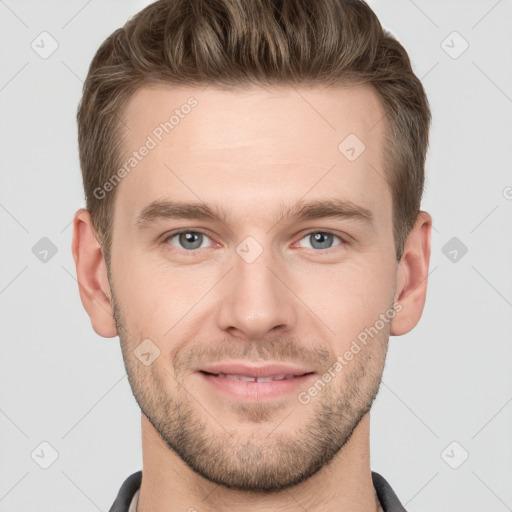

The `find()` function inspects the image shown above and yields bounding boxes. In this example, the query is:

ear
[71,209,117,338]
[390,210,432,336]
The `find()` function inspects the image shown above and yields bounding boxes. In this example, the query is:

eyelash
[162,229,346,253]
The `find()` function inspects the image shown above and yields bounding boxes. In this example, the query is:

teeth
[216,373,296,382]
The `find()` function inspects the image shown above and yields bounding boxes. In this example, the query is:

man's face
[109,84,398,491]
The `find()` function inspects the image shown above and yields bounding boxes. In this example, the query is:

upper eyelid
[164,229,215,246]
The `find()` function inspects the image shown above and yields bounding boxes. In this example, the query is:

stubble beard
[112,289,389,493]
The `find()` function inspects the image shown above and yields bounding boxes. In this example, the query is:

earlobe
[71,209,118,338]
[390,211,432,336]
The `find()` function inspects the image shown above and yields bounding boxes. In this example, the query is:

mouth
[196,363,316,400]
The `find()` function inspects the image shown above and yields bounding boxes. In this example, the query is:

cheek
[111,251,217,338]
[294,259,395,344]
[111,254,168,334]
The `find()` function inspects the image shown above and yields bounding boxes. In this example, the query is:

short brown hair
[77,0,431,263]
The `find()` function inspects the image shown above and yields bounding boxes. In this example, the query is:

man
[72,0,432,510]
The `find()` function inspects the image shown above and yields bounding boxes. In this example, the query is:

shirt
[109,470,408,511]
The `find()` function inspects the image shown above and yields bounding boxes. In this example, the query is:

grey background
[1,0,511,510]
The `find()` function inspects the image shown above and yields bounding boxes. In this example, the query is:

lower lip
[198,372,316,400]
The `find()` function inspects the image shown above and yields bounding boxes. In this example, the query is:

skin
[72,83,431,511]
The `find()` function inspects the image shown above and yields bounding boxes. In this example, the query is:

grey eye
[299,232,342,250]
[168,231,211,250]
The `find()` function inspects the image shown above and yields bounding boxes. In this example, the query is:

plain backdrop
[0,1,511,511]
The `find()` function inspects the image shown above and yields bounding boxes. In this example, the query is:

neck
[137,413,381,512]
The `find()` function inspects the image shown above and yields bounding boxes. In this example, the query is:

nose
[216,243,297,340]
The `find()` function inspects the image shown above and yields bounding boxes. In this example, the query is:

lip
[196,362,316,400]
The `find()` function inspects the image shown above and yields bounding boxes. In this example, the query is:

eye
[164,230,214,251]
[296,231,344,251]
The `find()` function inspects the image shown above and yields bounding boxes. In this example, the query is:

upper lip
[198,362,314,378]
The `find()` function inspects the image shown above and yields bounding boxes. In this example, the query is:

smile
[196,364,316,400]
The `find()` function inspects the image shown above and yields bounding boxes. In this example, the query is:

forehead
[115,83,389,227]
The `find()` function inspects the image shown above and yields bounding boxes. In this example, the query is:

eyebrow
[135,198,374,230]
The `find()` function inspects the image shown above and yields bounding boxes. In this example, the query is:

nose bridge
[216,235,296,338]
